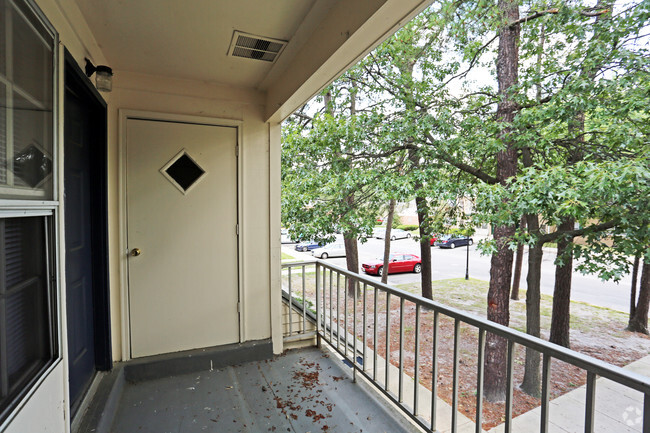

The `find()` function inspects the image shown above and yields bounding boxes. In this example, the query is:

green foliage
[283,0,650,282]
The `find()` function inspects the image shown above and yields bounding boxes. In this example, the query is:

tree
[381,198,397,285]
[282,83,384,294]
[479,0,521,402]
[629,255,641,318]
[628,261,650,334]
[282,0,650,403]
[511,217,526,300]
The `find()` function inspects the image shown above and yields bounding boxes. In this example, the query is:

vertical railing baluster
[505,340,515,433]
[585,372,596,433]
[399,298,405,403]
[475,329,486,433]
[373,288,379,382]
[413,304,420,417]
[301,265,306,333]
[344,276,348,359]
[641,394,650,432]
[315,264,321,340]
[431,311,439,432]
[353,276,358,383]
[322,265,326,339]
[336,272,341,350]
[385,292,391,391]
[329,270,333,343]
[452,318,460,433]
[288,266,292,336]
[363,282,367,373]
[540,353,551,433]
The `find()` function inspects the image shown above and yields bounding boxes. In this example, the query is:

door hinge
[237,301,241,313]
[236,224,239,236]
[236,145,239,157]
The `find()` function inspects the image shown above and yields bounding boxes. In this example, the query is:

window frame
[0,0,58,201]
[0,0,60,428]
[0,212,59,422]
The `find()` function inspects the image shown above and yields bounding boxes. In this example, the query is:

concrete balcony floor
[104,347,417,433]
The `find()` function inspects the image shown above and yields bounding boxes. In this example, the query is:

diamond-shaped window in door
[160,150,206,194]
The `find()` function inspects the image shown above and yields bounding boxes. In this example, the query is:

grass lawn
[396,278,636,340]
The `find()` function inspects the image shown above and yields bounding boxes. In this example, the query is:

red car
[362,253,422,277]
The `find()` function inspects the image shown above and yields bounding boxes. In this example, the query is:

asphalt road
[284,235,633,313]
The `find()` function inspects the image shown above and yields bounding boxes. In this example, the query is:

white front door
[126,118,239,358]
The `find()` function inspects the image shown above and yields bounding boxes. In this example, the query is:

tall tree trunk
[549,2,610,346]
[416,196,433,300]
[343,195,359,296]
[485,226,516,402]
[520,213,543,397]
[550,219,575,347]
[628,260,649,334]
[511,216,526,300]
[342,84,362,297]
[343,233,359,296]
[484,0,520,403]
[630,255,640,318]
[381,199,396,285]
[408,149,433,300]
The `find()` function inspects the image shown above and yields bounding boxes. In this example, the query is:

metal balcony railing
[281,260,650,433]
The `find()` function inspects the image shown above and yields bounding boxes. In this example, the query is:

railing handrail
[282,259,650,395]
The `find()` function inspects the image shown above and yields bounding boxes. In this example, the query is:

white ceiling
[73,0,318,89]
[72,0,434,120]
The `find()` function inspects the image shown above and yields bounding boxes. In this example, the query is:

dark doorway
[64,50,111,416]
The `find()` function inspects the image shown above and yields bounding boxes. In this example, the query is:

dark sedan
[434,235,473,249]
[295,241,323,252]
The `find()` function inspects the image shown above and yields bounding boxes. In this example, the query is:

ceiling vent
[228,31,287,63]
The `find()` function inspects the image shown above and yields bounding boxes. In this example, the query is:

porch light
[85,58,113,92]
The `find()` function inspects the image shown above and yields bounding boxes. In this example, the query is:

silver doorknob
[130,248,141,257]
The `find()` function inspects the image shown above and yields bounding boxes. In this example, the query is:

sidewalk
[488,355,650,433]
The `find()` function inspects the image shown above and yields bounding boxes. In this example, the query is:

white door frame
[118,109,244,360]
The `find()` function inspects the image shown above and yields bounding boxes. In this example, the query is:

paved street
[285,235,633,313]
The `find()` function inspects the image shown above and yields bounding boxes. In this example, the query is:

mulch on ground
[284,273,650,430]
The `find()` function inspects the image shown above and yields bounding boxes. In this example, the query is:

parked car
[374,228,412,241]
[361,253,421,277]
[434,234,473,249]
[312,243,346,259]
[428,235,439,246]
[295,241,322,252]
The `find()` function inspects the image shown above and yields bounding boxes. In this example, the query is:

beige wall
[2,364,66,433]
[4,1,282,431]
[110,72,279,359]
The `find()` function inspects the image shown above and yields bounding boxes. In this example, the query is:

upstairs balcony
[281,260,650,433]
[76,261,649,433]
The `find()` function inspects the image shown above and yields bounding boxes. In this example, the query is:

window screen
[0,0,55,200]
[0,0,58,424]
[0,216,56,422]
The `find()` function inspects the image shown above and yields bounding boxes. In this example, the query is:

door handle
[130,248,141,257]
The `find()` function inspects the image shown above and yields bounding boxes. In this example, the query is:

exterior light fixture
[85,58,113,92]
